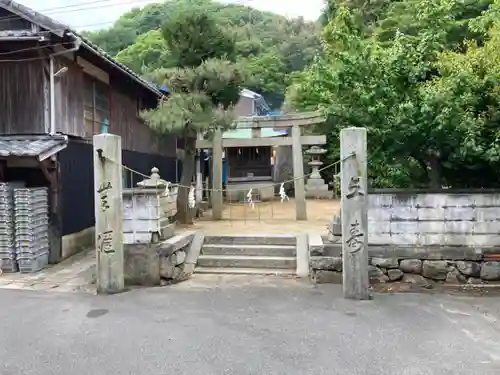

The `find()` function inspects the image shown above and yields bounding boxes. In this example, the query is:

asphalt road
[1,277,500,375]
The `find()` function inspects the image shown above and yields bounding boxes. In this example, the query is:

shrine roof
[222,128,288,139]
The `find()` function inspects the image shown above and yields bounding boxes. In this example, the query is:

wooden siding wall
[110,89,173,156]
[54,58,84,136]
[0,60,47,134]
[54,55,175,157]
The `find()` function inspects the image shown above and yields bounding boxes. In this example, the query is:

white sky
[18,0,325,30]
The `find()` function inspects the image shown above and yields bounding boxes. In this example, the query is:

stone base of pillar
[306,177,333,199]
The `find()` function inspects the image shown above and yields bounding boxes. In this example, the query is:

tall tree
[83,0,321,109]
[115,30,176,74]
[286,0,500,188]
[161,6,236,67]
[142,10,243,224]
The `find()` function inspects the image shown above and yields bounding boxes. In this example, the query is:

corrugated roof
[0,134,68,161]
[0,0,164,98]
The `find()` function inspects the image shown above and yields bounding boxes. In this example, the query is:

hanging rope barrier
[103,151,357,194]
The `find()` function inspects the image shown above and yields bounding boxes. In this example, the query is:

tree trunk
[426,155,441,189]
[413,152,442,189]
[176,137,196,224]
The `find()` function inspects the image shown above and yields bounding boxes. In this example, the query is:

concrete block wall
[122,188,174,244]
[368,190,500,247]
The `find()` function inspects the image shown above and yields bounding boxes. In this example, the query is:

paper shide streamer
[246,188,255,209]
[279,183,289,202]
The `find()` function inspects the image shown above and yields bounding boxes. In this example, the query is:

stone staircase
[195,235,297,276]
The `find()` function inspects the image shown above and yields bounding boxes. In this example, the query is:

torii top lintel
[236,111,325,129]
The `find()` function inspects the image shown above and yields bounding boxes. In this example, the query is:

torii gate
[196,112,326,221]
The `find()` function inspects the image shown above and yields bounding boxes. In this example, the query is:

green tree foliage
[286,0,500,188]
[319,0,394,33]
[83,0,321,109]
[374,0,493,48]
[115,30,175,74]
[162,7,236,67]
[238,49,288,109]
[141,11,243,224]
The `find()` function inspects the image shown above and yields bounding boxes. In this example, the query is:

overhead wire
[0,0,262,62]
[0,0,258,25]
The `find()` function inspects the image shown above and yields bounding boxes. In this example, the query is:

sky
[18,0,325,30]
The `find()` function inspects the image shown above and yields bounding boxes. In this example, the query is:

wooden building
[0,0,178,263]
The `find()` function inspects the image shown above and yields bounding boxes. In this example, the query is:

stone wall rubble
[124,231,204,286]
[158,231,204,284]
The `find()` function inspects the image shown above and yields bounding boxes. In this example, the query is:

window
[84,76,110,136]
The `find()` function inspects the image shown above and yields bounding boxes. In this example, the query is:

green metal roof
[222,128,287,139]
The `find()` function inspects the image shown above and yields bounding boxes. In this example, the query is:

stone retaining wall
[310,255,500,286]
[309,231,500,286]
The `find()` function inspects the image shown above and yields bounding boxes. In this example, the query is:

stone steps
[203,235,296,246]
[201,244,296,257]
[195,267,296,276]
[198,255,296,269]
[195,235,297,276]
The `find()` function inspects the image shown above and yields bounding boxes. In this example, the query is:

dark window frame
[83,75,111,136]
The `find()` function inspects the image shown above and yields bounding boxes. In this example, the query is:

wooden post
[340,127,370,300]
[93,134,125,294]
[292,124,307,220]
[212,128,223,220]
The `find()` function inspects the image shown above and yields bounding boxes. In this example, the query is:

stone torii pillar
[291,124,307,220]
[211,128,223,220]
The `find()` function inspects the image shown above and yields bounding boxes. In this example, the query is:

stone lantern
[136,167,166,188]
[305,146,332,199]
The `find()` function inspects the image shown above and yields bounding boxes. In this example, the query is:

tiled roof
[0,134,68,161]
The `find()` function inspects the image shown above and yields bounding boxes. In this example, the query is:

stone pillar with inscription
[93,134,125,294]
[340,127,370,300]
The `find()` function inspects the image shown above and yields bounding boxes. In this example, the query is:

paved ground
[1,276,500,375]
[0,249,95,293]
